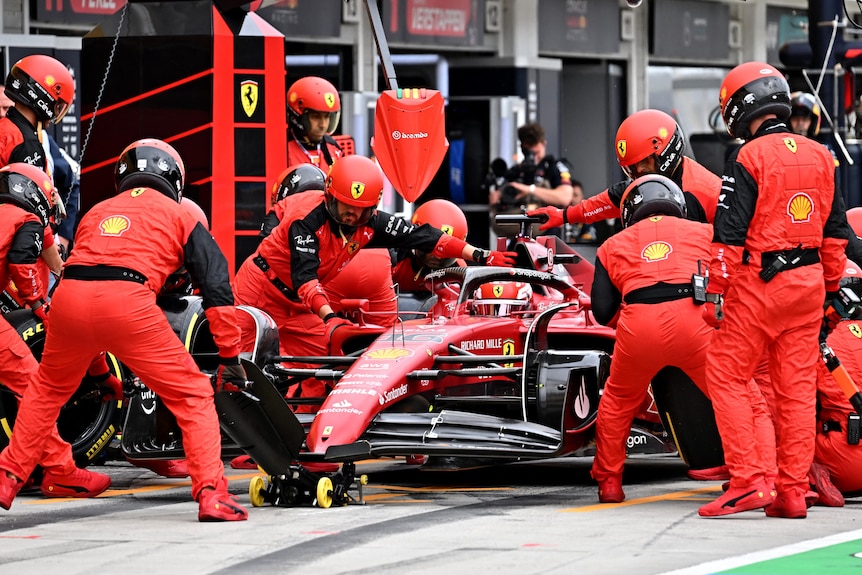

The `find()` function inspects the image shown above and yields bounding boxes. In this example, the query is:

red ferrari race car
[223,214,724,508]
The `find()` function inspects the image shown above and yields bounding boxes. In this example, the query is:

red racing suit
[0,108,48,168]
[566,157,720,224]
[0,203,82,476]
[814,319,862,493]
[590,215,774,482]
[287,135,343,174]
[707,119,849,496]
[234,191,466,405]
[0,187,243,501]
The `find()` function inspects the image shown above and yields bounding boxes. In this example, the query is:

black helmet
[0,163,55,226]
[790,91,821,137]
[719,62,791,140]
[115,138,185,202]
[620,174,687,228]
[271,163,326,205]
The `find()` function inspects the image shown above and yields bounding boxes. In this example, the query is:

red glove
[216,357,248,392]
[702,295,724,329]
[324,313,356,340]
[526,206,565,231]
[32,301,49,331]
[474,249,518,267]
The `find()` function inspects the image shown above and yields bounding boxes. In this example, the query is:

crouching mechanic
[0,139,249,522]
[391,198,469,293]
[233,155,517,405]
[587,175,775,504]
[0,162,111,499]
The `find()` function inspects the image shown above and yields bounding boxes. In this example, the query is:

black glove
[216,357,248,392]
[821,291,843,342]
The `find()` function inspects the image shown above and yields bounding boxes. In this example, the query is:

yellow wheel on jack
[316,476,333,508]
[359,474,368,486]
[249,475,266,507]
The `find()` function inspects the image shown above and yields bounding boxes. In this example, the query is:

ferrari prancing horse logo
[351,182,366,199]
[241,80,259,118]
[783,137,797,153]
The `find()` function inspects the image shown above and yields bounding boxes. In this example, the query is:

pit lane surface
[0,455,860,574]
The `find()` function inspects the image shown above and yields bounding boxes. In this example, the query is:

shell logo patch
[641,241,672,262]
[45,75,56,87]
[351,182,366,199]
[365,348,413,359]
[720,86,727,102]
[240,80,259,118]
[617,140,627,158]
[324,92,337,109]
[787,193,813,223]
[783,137,797,153]
[441,224,454,236]
[100,215,131,236]
[658,126,668,139]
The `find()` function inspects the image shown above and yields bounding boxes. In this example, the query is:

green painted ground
[717,540,862,574]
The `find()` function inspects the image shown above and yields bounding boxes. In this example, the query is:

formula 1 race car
[231,214,724,507]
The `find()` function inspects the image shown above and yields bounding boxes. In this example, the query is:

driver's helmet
[719,61,791,140]
[324,155,383,227]
[115,138,185,202]
[846,207,862,238]
[620,174,687,228]
[615,109,685,180]
[272,163,326,205]
[790,91,821,138]
[5,54,74,124]
[0,162,55,226]
[287,76,341,142]
[472,281,533,316]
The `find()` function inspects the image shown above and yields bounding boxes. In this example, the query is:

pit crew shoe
[687,465,730,481]
[0,472,23,510]
[198,488,248,522]
[597,476,625,503]
[808,461,844,507]
[230,455,259,470]
[698,481,774,517]
[765,490,808,518]
[41,468,111,499]
[132,459,190,479]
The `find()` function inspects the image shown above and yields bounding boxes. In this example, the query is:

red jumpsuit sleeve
[204,306,242,359]
[297,280,329,316]
[8,220,48,306]
[707,243,744,294]
[42,225,55,248]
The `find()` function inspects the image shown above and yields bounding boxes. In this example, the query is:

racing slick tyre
[0,309,123,467]
[650,366,724,471]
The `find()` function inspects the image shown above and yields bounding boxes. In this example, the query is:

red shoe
[230,455,259,470]
[765,491,808,518]
[809,461,844,508]
[698,481,775,517]
[131,459,190,479]
[0,471,23,510]
[41,467,111,499]
[804,490,818,508]
[687,465,730,481]
[198,488,248,522]
[597,476,625,503]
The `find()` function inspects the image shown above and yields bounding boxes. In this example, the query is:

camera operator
[488,123,576,236]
